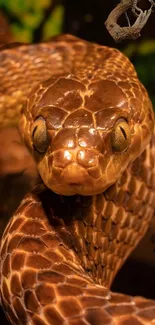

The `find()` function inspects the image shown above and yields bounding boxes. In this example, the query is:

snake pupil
[120,126,127,139]
[32,125,37,137]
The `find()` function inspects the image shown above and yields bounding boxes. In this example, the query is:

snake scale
[0,34,155,325]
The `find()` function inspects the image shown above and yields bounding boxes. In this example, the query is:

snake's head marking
[20,73,154,196]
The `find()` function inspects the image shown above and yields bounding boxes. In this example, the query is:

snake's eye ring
[111,118,130,152]
[32,117,49,154]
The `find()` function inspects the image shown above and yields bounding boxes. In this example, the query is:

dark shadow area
[112,259,155,300]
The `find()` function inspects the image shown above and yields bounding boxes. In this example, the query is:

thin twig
[125,11,131,26]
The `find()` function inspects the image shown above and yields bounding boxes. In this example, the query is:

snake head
[20,73,154,196]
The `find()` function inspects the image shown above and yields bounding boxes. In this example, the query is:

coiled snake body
[0,34,155,325]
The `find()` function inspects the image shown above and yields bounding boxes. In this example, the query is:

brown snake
[0,34,155,325]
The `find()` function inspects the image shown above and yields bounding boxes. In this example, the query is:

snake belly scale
[0,34,155,325]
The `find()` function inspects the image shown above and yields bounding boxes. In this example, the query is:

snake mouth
[44,162,100,195]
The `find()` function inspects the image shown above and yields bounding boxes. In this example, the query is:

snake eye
[32,117,49,154]
[111,118,130,152]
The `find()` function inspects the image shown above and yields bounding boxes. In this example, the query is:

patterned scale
[0,34,155,324]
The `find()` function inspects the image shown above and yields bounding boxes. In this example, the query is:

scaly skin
[0,34,155,324]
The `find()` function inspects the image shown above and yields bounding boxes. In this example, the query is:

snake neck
[37,138,155,289]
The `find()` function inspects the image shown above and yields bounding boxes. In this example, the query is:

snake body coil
[0,34,155,325]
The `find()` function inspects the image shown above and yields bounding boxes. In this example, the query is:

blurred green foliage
[43,5,64,40]
[0,0,64,42]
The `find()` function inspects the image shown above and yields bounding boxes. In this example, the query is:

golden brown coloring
[0,34,155,325]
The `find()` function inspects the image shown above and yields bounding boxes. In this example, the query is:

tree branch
[105,0,155,42]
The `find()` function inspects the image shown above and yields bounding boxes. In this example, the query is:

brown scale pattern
[0,34,155,324]
[1,145,155,325]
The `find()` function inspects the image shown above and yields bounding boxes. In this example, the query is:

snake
[0,33,155,325]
